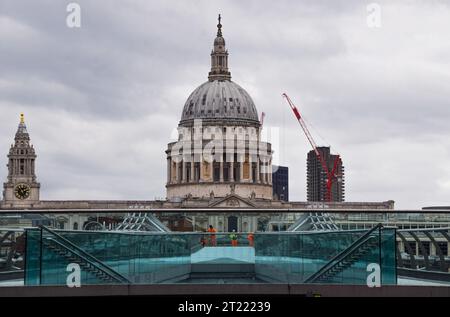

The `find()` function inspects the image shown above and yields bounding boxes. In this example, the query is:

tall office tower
[272,165,289,201]
[307,147,344,202]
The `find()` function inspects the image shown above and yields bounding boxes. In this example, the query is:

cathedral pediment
[208,194,256,208]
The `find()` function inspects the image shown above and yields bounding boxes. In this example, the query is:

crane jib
[292,107,301,120]
[283,93,340,202]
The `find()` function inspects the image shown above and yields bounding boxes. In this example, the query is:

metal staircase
[41,226,130,284]
[288,212,339,232]
[304,224,382,283]
[116,212,170,232]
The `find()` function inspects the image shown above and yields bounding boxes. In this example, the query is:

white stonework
[167,183,272,201]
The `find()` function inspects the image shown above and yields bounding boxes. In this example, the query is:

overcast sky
[0,0,449,209]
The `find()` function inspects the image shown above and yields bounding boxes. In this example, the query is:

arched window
[20,159,25,175]
[73,222,78,230]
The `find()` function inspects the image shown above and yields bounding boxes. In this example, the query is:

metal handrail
[40,226,130,284]
[397,227,450,233]
[43,237,129,283]
[304,223,383,283]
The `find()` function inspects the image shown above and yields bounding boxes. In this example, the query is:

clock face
[14,183,31,200]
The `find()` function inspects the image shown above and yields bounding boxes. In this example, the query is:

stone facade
[167,183,272,201]
[0,196,395,211]
[0,197,395,232]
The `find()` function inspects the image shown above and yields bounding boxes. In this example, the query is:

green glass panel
[24,227,396,286]
[24,229,40,285]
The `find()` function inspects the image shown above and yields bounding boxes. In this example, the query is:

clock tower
[2,114,40,208]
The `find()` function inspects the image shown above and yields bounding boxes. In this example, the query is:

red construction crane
[282,93,341,202]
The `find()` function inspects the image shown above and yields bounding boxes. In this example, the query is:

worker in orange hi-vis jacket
[207,225,217,246]
[247,232,254,247]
